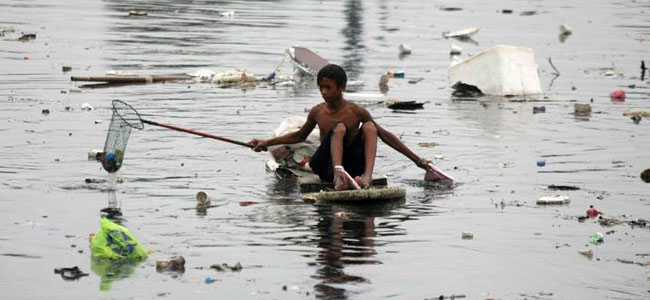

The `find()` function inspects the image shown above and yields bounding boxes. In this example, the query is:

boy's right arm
[248,108,318,152]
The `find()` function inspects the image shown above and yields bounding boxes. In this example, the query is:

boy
[249,64,433,190]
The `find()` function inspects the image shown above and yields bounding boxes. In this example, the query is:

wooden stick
[141,119,254,149]
[71,76,191,83]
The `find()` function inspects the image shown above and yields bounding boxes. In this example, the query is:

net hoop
[111,100,145,130]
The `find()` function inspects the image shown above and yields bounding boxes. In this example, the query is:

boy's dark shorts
[309,122,366,182]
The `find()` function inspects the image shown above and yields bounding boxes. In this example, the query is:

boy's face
[318,78,345,103]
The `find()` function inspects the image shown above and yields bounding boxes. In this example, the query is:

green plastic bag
[91,219,148,260]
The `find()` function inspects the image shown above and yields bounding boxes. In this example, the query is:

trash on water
[417,142,437,148]
[62,66,72,72]
[536,195,570,205]
[239,201,259,206]
[387,100,424,110]
[408,77,424,84]
[41,109,50,115]
[451,82,484,98]
[88,149,103,161]
[502,9,513,14]
[80,103,93,111]
[219,10,235,17]
[630,115,642,124]
[520,11,537,16]
[559,24,573,35]
[578,248,593,259]
[533,106,546,114]
[442,27,479,39]
[641,169,650,183]
[609,89,626,101]
[548,184,580,191]
[387,69,405,78]
[598,216,623,227]
[94,120,102,124]
[559,24,573,42]
[589,232,604,245]
[156,256,185,272]
[398,44,412,56]
[18,33,36,41]
[70,86,82,93]
[54,266,89,280]
[378,74,389,91]
[587,205,602,218]
[536,159,546,167]
[205,277,217,284]
[129,10,148,16]
[210,262,242,272]
[450,44,462,55]
[574,103,592,116]
[90,219,148,260]
[449,45,542,96]
[461,232,474,239]
[196,191,210,206]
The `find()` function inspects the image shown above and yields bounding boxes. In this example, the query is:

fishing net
[101,100,144,173]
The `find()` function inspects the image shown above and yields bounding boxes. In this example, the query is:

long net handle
[141,119,253,148]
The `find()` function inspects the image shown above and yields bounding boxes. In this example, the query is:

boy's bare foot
[354,173,372,189]
[333,166,361,190]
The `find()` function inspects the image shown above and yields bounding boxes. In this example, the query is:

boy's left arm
[357,106,428,170]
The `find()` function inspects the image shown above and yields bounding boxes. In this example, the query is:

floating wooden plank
[302,187,406,203]
[71,76,191,84]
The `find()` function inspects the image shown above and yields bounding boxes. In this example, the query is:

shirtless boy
[249,64,432,190]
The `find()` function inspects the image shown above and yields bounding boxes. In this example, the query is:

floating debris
[210,262,242,272]
[156,256,185,272]
[62,66,72,72]
[54,266,88,280]
[450,44,462,55]
[641,169,650,183]
[610,89,626,101]
[548,184,580,191]
[461,232,473,240]
[443,27,479,39]
[588,232,604,245]
[574,103,591,116]
[417,142,437,148]
[537,195,570,205]
[388,100,424,110]
[129,10,148,16]
[578,248,593,259]
[398,44,412,56]
[18,33,36,41]
[533,106,546,114]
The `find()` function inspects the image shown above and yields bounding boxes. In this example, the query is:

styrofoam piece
[449,45,542,96]
[450,44,462,55]
[443,27,479,38]
[537,195,570,205]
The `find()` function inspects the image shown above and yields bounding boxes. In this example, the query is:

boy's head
[317,64,347,88]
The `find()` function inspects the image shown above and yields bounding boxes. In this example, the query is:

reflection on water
[310,199,405,299]
[91,257,143,291]
[341,0,364,80]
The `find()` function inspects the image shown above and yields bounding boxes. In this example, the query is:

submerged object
[303,187,406,202]
[449,45,542,96]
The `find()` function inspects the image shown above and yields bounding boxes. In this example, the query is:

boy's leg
[356,121,377,188]
[331,123,359,190]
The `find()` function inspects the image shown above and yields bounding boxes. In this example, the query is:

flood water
[1,0,649,299]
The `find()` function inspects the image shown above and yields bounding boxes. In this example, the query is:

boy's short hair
[317,64,347,88]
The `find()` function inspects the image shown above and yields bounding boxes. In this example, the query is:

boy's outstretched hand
[248,139,269,152]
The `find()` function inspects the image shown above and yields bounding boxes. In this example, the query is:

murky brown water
[1,0,649,299]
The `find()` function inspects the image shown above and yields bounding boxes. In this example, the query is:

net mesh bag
[102,100,143,173]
